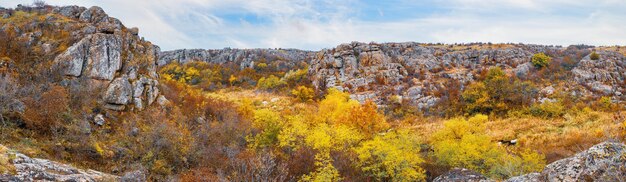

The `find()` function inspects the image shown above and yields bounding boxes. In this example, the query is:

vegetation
[590,51,600,60]
[0,7,624,182]
[531,53,552,68]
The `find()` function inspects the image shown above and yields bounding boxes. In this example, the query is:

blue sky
[2,0,626,51]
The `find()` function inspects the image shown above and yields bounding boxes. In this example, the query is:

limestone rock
[93,114,105,126]
[79,6,108,24]
[504,173,541,182]
[541,141,626,181]
[433,168,494,182]
[1,144,119,181]
[506,141,626,182]
[86,34,122,80]
[104,76,132,105]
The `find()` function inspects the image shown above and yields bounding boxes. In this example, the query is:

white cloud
[1,0,626,50]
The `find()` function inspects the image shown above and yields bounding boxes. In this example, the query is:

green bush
[529,100,565,118]
[531,53,551,68]
[590,52,600,60]
[257,75,286,91]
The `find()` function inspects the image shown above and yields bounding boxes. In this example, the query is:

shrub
[355,130,426,181]
[257,75,286,91]
[431,114,545,179]
[531,53,551,68]
[590,52,600,60]
[248,109,284,148]
[22,85,70,133]
[529,101,565,118]
[291,86,315,102]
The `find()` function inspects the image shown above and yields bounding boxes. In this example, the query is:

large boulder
[541,141,626,181]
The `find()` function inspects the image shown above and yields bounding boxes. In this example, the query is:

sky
[1,0,626,51]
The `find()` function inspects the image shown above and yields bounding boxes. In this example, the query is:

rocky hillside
[1,5,162,112]
[433,141,626,182]
[309,42,626,108]
[159,48,313,71]
[159,42,626,110]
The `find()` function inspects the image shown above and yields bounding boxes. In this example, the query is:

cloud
[1,0,626,50]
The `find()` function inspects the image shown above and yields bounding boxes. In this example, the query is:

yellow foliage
[355,130,426,181]
[431,114,546,179]
[248,109,284,148]
[291,86,315,102]
[0,145,16,175]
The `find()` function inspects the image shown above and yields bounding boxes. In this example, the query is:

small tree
[531,53,551,68]
[291,86,315,102]
[590,52,600,60]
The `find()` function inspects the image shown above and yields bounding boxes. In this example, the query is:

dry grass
[0,145,16,175]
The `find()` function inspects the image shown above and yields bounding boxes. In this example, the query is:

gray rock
[79,6,108,24]
[104,76,132,105]
[54,35,91,77]
[1,144,119,181]
[504,173,541,182]
[86,34,122,80]
[433,168,494,182]
[120,169,147,182]
[54,5,86,19]
[157,95,169,106]
[93,114,105,126]
[541,141,626,181]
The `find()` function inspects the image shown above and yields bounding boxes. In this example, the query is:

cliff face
[308,42,625,108]
[158,48,313,71]
[1,5,161,111]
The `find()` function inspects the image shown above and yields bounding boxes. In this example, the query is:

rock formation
[307,42,626,108]
[48,6,162,111]
[158,48,313,70]
[0,145,118,182]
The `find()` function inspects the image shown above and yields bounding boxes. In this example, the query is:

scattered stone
[94,114,105,126]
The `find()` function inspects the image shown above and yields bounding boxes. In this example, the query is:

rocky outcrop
[306,42,626,108]
[158,48,313,70]
[572,51,626,97]
[47,6,161,111]
[437,142,626,182]
[308,42,544,107]
[538,141,626,181]
[433,168,494,182]
[0,145,119,182]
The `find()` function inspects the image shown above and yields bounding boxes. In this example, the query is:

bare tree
[32,0,46,8]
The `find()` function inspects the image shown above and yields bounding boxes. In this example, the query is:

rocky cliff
[159,48,313,71]
[1,5,161,111]
[308,42,625,108]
